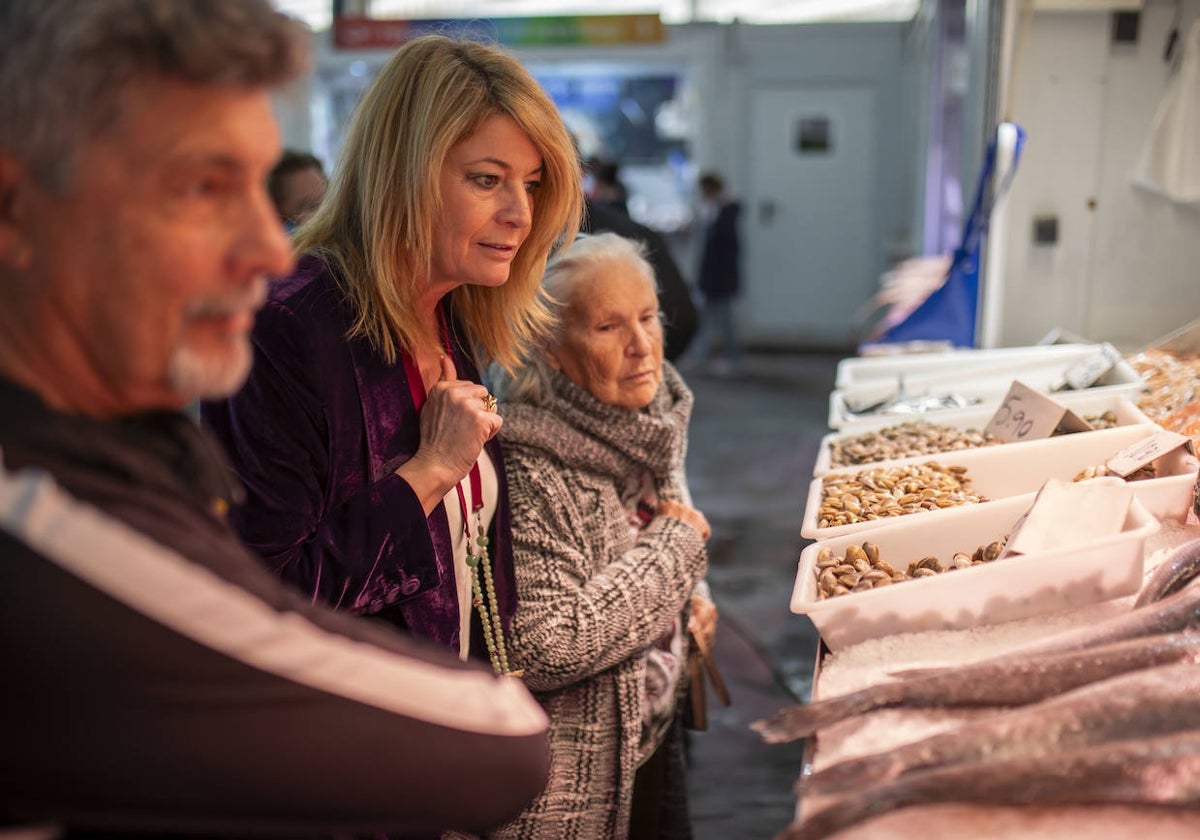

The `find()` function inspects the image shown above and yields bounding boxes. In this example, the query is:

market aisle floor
[678,351,840,839]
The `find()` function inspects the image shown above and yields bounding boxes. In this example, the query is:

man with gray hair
[0,2,549,836]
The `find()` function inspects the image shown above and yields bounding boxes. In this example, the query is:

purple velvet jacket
[202,255,516,656]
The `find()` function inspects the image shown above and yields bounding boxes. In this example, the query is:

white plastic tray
[828,346,1146,430]
[835,343,1104,389]
[791,492,1159,652]
[829,376,1147,430]
[801,423,1194,540]
[813,395,1155,477]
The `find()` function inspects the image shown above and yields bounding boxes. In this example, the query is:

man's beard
[166,336,254,400]
[166,281,265,400]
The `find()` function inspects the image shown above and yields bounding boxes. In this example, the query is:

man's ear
[0,153,32,271]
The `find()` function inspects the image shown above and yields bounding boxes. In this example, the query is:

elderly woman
[497,232,716,838]
[203,35,583,677]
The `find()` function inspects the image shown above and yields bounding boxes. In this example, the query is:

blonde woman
[204,35,583,675]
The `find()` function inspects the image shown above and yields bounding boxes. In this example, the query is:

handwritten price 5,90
[984,381,1077,443]
[991,398,1036,439]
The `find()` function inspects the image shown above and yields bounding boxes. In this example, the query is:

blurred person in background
[582,157,697,362]
[203,35,583,684]
[495,232,717,839]
[268,147,327,231]
[687,171,743,377]
[0,3,551,836]
[587,157,630,216]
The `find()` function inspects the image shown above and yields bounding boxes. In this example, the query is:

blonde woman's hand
[656,499,711,541]
[397,355,503,514]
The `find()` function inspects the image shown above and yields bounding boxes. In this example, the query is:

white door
[745,85,878,348]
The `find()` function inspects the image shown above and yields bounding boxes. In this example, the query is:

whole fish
[779,729,1200,840]
[1135,537,1200,607]
[753,629,1200,743]
[803,660,1200,796]
[908,571,1200,667]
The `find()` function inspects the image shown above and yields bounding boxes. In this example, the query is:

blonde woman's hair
[294,35,583,371]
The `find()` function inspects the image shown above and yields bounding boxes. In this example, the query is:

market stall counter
[764,337,1200,840]
[769,508,1200,840]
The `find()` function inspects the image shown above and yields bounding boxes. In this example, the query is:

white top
[442,448,499,660]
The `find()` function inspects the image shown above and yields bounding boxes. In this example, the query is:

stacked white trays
[795,344,1197,649]
[829,344,1146,430]
[813,394,1155,477]
[803,422,1194,540]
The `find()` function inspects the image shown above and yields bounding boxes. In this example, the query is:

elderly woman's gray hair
[501,232,660,406]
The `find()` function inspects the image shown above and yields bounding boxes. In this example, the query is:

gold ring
[483,393,497,413]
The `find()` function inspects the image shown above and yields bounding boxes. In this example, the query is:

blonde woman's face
[430,113,542,293]
[547,258,663,411]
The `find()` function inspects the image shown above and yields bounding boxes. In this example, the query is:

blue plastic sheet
[877,123,1026,349]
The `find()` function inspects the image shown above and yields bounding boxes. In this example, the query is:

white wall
[518,22,922,350]
[299,21,926,352]
[735,20,918,293]
[905,1,943,257]
[272,75,317,154]
[731,24,917,348]
[991,0,1200,350]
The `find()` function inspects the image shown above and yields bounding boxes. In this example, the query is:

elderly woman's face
[547,258,663,410]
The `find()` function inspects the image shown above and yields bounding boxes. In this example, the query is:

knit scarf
[499,362,693,502]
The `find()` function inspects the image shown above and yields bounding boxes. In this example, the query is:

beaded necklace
[400,306,517,677]
[454,463,513,675]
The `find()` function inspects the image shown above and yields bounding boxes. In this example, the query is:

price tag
[1105,430,1193,478]
[984,381,1090,443]
[999,477,1133,559]
[1059,343,1121,391]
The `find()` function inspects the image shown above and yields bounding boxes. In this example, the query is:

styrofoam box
[812,394,1155,477]
[828,381,1149,430]
[834,343,1107,389]
[828,347,1146,430]
[801,422,1196,540]
[791,492,1160,652]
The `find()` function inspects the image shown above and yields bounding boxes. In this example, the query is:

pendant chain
[464,507,512,675]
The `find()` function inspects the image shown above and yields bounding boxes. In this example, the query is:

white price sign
[1060,343,1121,391]
[984,381,1090,443]
[1105,430,1193,478]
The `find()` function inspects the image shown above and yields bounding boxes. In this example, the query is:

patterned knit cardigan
[493,363,709,839]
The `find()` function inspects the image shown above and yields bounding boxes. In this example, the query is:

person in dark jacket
[587,157,631,216]
[0,3,550,836]
[689,171,743,375]
[583,197,698,362]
